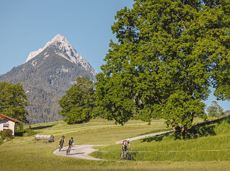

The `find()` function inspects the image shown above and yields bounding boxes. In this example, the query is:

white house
[0,114,22,136]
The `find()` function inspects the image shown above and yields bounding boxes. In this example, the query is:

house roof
[0,114,22,123]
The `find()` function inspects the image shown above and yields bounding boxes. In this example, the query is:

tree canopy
[96,0,229,133]
[0,82,28,122]
[59,77,95,124]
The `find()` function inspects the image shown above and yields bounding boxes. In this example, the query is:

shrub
[1,129,13,140]
[0,132,3,144]
[23,128,36,136]
[15,123,24,136]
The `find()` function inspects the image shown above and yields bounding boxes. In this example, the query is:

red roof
[0,114,22,123]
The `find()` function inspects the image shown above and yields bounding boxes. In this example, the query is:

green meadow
[92,119,230,161]
[0,118,230,171]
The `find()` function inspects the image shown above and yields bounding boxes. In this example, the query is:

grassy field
[29,119,168,144]
[93,119,230,162]
[0,118,230,171]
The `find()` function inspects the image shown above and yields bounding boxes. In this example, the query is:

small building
[0,114,22,135]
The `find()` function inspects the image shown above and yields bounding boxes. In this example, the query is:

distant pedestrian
[59,136,65,151]
[66,137,74,155]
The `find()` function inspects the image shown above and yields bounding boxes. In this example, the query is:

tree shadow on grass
[142,125,216,142]
[187,115,230,139]
[142,116,230,142]
[31,124,55,130]
[187,124,216,139]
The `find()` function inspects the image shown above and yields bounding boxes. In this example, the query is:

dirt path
[53,130,172,160]
[116,130,172,144]
[53,145,102,160]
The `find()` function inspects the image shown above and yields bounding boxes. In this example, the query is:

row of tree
[0,78,225,126]
[59,77,226,127]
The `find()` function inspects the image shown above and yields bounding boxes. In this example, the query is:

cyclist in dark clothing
[59,136,65,151]
[66,137,74,155]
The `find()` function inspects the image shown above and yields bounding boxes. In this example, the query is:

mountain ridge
[0,34,96,123]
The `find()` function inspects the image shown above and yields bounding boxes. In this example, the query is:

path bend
[53,130,172,160]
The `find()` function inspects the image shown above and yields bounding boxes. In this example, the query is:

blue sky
[0,0,229,111]
[0,0,133,74]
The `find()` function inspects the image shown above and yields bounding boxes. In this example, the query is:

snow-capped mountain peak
[50,34,67,43]
[1,34,96,123]
[26,34,96,75]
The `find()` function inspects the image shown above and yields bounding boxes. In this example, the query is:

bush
[14,124,36,137]
[15,123,24,136]
[23,128,36,136]
[0,132,3,144]
[1,129,13,140]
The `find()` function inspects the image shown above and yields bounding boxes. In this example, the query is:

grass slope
[93,118,230,162]
[0,118,230,171]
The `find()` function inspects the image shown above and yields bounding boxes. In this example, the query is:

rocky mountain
[0,34,96,123]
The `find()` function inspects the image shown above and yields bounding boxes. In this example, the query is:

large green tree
[59,77,95,124]
[211,0,230,100]
[0,82,28,122]
[96,0,229,134]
